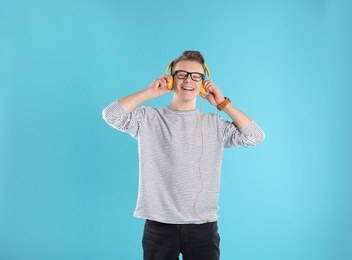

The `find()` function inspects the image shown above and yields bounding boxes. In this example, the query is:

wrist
[217,97,231,111]
[143,87,159,100]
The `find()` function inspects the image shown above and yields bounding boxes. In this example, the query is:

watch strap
[217,97,231,111]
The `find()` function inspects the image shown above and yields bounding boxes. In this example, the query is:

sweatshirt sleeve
[221,120,265,148]
[102,100,145,139]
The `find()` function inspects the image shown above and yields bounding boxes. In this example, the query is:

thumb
[200,93,208,99]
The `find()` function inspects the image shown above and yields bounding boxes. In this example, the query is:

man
[102,50,265,259]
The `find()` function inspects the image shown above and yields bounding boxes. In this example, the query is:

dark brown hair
[171,50,205,74]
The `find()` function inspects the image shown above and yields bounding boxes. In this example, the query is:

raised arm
[118,75,171,112]
[201,80,252,129]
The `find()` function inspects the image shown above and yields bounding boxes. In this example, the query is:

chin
[179,92,198,101]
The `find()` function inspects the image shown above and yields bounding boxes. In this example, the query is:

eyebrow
[175,70,204,74]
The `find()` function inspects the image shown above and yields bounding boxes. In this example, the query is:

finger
[157,78,167,89]
[161,74,170,83]
[153,79,164,91]
[206,86,214,93]
[204,81,215,92]
[164,88,172,94]
[200,93,207,99]
[203,80,213,88]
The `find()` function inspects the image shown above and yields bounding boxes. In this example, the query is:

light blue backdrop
[1,0,351,259]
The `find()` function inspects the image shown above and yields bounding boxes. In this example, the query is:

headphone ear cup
[167,76,174,90]
[200,82,207,95]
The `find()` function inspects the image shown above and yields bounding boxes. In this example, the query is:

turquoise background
[1,0,351,259]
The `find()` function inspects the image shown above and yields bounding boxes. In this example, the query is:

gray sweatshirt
[102,100,265,224]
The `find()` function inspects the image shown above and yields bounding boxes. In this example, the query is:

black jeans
[142,220,220,260]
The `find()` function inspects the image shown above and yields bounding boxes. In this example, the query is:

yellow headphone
[165,61,211,95]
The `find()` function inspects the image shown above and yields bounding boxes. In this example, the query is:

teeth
[182,87,194,91]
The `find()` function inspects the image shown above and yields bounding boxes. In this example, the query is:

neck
[169,96,197,111]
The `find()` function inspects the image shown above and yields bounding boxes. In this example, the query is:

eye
[177,71,188,78]
[192,73,203,81]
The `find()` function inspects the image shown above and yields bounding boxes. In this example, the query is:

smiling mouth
[181,86,195,91]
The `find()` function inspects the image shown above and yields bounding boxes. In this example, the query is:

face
[172,60,204,101]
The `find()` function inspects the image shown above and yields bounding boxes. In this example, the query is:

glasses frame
[173,70,205,82]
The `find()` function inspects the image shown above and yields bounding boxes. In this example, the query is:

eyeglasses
[173,70,204,82]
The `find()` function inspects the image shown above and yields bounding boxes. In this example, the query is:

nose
[183,73,192,82]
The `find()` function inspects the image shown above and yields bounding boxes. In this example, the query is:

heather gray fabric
[102,100,264,224]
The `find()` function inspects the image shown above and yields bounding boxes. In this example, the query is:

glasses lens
[175,71,188,79]
[175,71,204,82]
[191,73,203,82]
